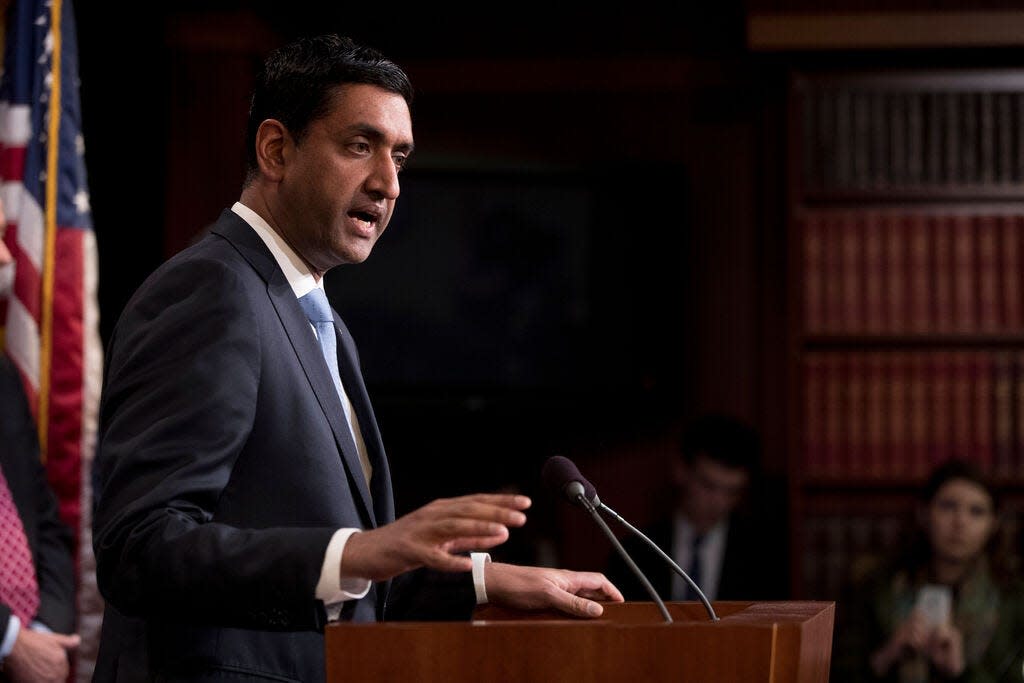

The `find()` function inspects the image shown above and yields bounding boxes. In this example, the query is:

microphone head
[541,455,599,505]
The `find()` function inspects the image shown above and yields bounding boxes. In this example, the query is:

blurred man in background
[607,413,787,602]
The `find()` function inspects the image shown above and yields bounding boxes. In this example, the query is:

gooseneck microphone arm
[565,482,673,624]
[597,501,719,622]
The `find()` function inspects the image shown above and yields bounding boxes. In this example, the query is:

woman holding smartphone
[833,458,1024,682]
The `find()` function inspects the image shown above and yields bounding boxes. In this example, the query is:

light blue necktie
[297,287,371,485]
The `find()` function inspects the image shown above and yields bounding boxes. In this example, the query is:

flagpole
[38,0,62,461]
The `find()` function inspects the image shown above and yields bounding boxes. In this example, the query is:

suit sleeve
[93,258,335,631]
[27,446,75,633]
[0,359,75,634]
[384,567,476,622]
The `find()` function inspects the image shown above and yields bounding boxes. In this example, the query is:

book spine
[951,352,972,463]
[846,353,866,476]
[842,212,864,333]
[953,215,976,333]
[865,352,886,479]
[978,214,999,332]
[909,212,931,333]
[930,351,951,469]
[864,212,884,334]
[1003,215,1022,331]
[824,353,843,478]
[972,351,994,471]
[888,352,908,479]
[824,215,843,334]
[886,214,908,334]
[933,214,954,333]
[805,355,825,476]
[910,354,930,479]
[804,214,824,334]
[993,351,1014,479]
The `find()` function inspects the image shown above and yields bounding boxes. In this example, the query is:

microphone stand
[598,502,719,622]
[573,492,673,624]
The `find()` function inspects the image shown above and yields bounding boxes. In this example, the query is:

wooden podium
[325,601,834,682]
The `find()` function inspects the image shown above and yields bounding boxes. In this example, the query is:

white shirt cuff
[0,615,21,660]
[471,552,491,604]
[317,528,372,618]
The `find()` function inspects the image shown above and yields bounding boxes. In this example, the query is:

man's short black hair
[680,413,760,472]
[244,34,414,184]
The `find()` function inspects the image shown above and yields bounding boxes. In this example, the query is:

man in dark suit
[91,34,620,682]
[0,205,80,682]
[606,413,787,603]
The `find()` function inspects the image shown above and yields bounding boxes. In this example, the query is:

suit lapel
[333,316,395,525]
[268,280,377,526]
[211,213,377,526]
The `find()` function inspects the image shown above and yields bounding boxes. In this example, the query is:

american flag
[0,0,102,677]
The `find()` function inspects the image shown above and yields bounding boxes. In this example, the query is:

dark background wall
[72,4,790,571]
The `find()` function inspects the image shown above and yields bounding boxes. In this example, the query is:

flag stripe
[48,226,83,526]
[5,291,38,390]
[0,102,31,145]
[9,224,40,318]
[7,183,44,272]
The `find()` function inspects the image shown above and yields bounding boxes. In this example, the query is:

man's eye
[350,142,371,154]
[393,155,408,170]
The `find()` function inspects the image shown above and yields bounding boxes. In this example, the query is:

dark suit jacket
[605,514,788,604]
[0,355,76,637]
[92,210,474,682]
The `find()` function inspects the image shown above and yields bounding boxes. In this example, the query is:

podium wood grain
[325,601,835,682]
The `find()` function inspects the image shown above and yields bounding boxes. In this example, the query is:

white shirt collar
[231,201,321,299]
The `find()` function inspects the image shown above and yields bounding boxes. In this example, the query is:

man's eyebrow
[347,123,414,155]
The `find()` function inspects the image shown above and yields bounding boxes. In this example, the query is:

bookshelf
[788,69,1024,600]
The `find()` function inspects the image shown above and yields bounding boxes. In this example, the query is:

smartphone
[915,584,953,627]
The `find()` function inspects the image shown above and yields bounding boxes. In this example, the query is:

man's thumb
[56,633,81,650]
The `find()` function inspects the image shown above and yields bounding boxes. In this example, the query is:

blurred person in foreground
[91,34,621,683]
[0,198,80,682]
[833,458,1024,682]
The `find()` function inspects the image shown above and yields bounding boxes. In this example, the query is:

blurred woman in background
[834,458,1024,682]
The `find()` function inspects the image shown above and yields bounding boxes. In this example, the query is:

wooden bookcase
[788,69,1024,600]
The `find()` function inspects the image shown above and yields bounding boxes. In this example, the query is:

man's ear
[253,119,290,182]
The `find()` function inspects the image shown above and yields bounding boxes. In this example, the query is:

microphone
[543,455,672,623]
[541,455,600,507]
[542,455,719,622]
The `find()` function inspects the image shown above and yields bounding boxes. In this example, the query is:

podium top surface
[470,600,834,626]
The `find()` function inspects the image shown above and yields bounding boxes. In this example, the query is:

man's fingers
[445,533,510,553]
[440,500,527,527]
[577,587,624,602]
[431,518,510,543]
[567,572,624,602]
[552,590,604,618]
[456,493,532,510]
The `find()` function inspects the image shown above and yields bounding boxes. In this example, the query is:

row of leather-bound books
[801,210,1024,335]
[802,350,1024,480]
[799,84,1024,192]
